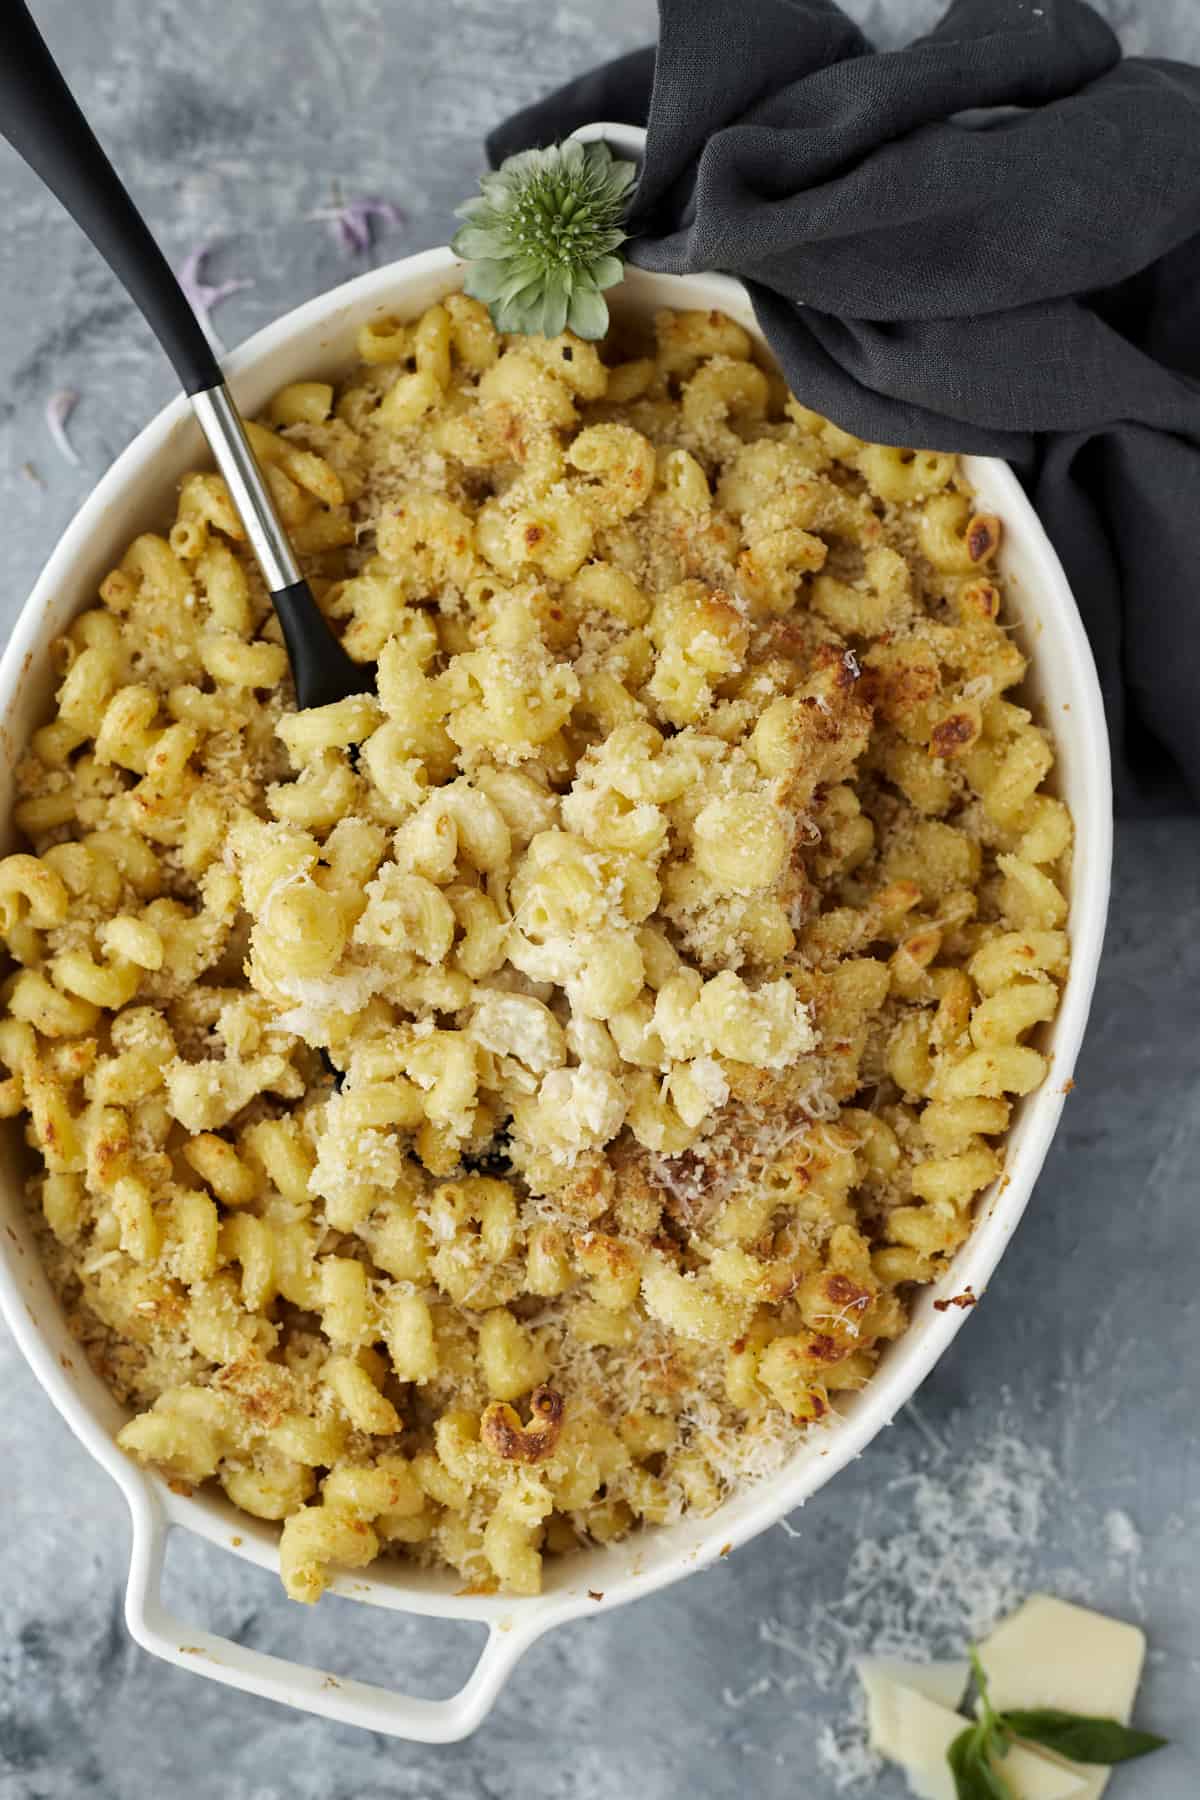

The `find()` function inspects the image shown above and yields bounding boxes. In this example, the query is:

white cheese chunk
[977,1595,1147,1800]
[864,1678,1087,1800]
[470,990,566,1073]
[994,1744,1091,1800]
[857,1655,970,1721]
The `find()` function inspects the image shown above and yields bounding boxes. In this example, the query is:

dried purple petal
[179,242,254,349]
[308,196,402,257]
[45,390,80,467]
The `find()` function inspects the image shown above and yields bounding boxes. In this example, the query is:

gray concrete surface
[1,2,1197,1795]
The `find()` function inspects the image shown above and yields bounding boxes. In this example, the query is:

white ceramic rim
[0,126,1112,1742]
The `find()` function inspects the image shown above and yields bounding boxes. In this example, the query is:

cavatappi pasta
[1,299,1071,1602]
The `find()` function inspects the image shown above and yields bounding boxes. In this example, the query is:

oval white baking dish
[0,125,1112,1742]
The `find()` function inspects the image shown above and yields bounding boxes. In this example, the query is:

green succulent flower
[452,139,636,341]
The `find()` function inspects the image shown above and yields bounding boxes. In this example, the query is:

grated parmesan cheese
[720,1397,1152,1794]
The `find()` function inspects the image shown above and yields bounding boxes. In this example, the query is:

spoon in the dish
[0,1,372,712]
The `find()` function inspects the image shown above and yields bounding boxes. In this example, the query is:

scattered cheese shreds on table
[722,1393,1153,1792]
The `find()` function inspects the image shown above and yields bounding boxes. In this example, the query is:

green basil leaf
[948,1725,1014,1800]
[1001,1709,1169,1765]
[947,1726,988,1800]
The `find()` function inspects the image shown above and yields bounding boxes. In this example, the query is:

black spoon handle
[0,1,220,396]
[0,2,372,709]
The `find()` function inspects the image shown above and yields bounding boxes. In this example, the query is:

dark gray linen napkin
[488,0,1200,813]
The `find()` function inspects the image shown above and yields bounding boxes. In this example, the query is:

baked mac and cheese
[1,299,1071,1601]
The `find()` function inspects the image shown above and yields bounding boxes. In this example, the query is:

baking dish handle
[123,1490,540,1743]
